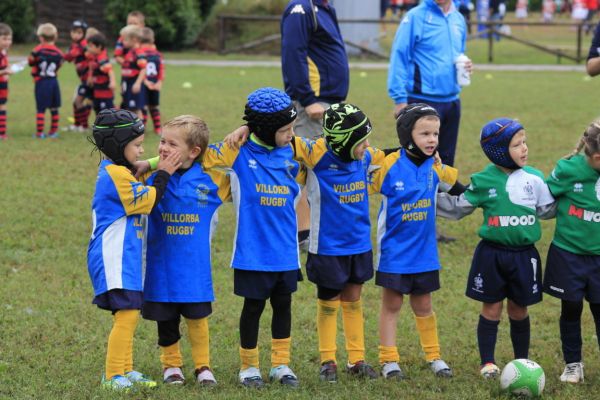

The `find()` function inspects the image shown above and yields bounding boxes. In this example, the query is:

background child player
[0,23,13,140]
[369,104,460,380]
[203,87,304,389]
[437,118,555,378]
[28,23,63,139]
[119,25,147,119]
[86,33,116,114]
[143,115,230,387]
[140,27,164,134]
[64,20,91,132]
[87,108,181,390]
[114,10,145,66]
[543,119,600,384]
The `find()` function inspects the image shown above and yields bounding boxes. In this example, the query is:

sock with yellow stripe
[186,317,210,369]
[415,313,441,362]
[271,337,291,367]
[160,341,183,369]
[317,299,340,363]
[105,309,139,379]
[341,299,366,364]
[240,346,259,370]
[378,345,400,365]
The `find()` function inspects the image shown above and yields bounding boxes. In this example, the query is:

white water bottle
[455,54,471,87]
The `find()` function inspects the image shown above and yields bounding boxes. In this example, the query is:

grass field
[2,60,600,399]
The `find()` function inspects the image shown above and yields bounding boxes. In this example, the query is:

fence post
[488,26,493,62]
[218,16,226,55]
[576,23,582,63]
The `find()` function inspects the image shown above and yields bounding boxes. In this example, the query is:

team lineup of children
[86,82,600,391]
[0,10,163,140]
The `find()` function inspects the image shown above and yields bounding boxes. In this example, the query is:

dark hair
[87,33,107,49]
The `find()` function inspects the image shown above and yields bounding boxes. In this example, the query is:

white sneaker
[381,361,405,380]
[269,365,299,387]
[163,367,185,385]
[480,363,500,379]
[560,362,584,383]
[239,367,264,388]
[429,359,453,378]
[196,366,217,386]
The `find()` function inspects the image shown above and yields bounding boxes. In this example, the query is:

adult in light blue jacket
[387,0,469,167]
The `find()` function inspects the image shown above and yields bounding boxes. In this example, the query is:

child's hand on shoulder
[157,151,182,175]
[133,160,151,179]
[434,151,442,165]
[224,125,250,149]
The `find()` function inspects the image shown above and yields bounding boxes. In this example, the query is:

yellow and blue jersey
[370,149,458,274]
[143,164,231,302]
[292,136,385,255]
[87,160,157,296]
[203,140,305,272]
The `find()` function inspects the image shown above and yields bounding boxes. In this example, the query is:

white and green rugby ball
[500,359,545,397]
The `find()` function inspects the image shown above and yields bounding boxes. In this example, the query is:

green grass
[2,62,600,399]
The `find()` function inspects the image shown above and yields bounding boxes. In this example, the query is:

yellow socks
[378,345,400,365]
[317,299,340,363]
[341,299,366,364]
[415,313,441,362]
[271,337,291,367]
[186,317,210,370]
[160,341,183,369]
[240,346,259,370]
[105,309,139,379]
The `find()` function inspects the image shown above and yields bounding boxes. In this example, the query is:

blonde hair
[127,10,145,26]
[565,118,600,159]
[140,27,155,44]
[85,27,100,40]
[37,23,58,41]
[120,25,142,41]
[0,23,12,37]
[163,115,210,161]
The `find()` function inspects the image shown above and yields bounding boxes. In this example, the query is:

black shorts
[306,251,373,290]
[466,240,543,306]
[77,83,92,99]
[35,79,61,111]
[93,289,143,312]
[544,243,600,302]
[121,78,146,111]
[146,88,160,107]
[93,98,114,114]
[234,269,303,300]
[142,301,212,321]
[375,270,440,295]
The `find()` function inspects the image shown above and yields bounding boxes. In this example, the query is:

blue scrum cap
[243,87,297,147]
[480,118,524,169]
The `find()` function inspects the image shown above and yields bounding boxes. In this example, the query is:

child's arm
[108,68,116,91]
[436,192,476,220]
[132,53,147,94]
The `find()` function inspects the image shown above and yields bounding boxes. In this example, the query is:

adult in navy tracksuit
[281,0,349,138]
[387,0,470,168]
[585,24,600,77]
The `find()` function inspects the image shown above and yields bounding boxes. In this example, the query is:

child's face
[70,29,84,42]
[588,152,600,171]
[508,130,528,168]
[159,128,201,169]
[124,134,145,165]
[0,34,12,51]
[353,139,370,160]
[275,122,294,147]
[127,16,144,27]
[411,117,440,157]
[87,42,101,55]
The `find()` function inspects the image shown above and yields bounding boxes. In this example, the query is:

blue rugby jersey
[292,136,385,255]
[203,139,305,271]
[370,149,458,274]
[87,160,157,296]
[143,164,230,302]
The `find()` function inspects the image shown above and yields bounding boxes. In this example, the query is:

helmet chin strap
[405,141,436,160]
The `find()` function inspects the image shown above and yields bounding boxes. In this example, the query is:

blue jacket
[387,0,467,104]
[281,0,349,106]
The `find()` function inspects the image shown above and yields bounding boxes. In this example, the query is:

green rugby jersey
[463,164,554,246]
[547,155,600,255]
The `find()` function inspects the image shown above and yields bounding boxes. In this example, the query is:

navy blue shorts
[306,251,373,290]
[234,269,303,300]
[93,98,114,114]
[77,83,92,99]
[35,78,61,111]
[146,88,160,107]
[142,301,212,321]
[121,78,146,111]
[466,240,543,306]
[544,243,600,302]
[375,270,440,295]
[93,289,143,312]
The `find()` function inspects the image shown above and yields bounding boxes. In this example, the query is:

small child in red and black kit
[0,23,13,140]
[119,25,147,120]
[64,20,91,132]
[114,10,145,66]
[28,23,64,139]
[86,32,116,114]
[140,27,164,135]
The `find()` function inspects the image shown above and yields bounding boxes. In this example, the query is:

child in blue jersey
[542,120,600,384]
[87,108,181,391]
[437,118,555,379]
[369,104,460,380]
[203,87,305,388]
[142,115,230,387]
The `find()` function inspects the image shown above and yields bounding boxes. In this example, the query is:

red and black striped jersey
[121,47,147,79]
[89,49,113,99]
[114,35,130,63]
[0,50,8,83]
[140,45,164,83]
[64,39,89,81]
[28,44,64,81]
